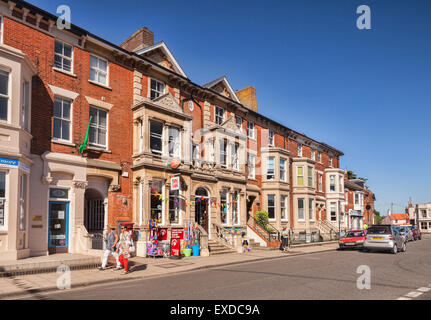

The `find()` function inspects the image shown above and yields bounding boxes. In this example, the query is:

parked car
[392,225,414,242]
[363,225,406,254]
[408,225,422,241]
[339,230,367,250]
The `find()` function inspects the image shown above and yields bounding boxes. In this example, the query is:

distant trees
[374,210,383,225]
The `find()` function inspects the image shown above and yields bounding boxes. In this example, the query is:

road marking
[396,297,412,300]
[405,291,423,298]
[417,287,431,293]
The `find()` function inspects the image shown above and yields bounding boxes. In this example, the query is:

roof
[389,214,409,220]
[135,41,187,78]
[203,76,240,103]
[344,180,363,191]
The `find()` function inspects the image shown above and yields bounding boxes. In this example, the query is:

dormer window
[215,106,224,125]
[150,79,165,100]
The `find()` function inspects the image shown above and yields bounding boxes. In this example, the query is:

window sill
[53,67,77,78]
[88,80,112,91]
[87,146,112,153]
[52,139,76,147]
[0,231,8,235]
[247,177,257,181]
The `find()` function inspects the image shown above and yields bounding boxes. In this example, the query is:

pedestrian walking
[98,224,121,270]
[280,226,289,252]
[116,225,133,275]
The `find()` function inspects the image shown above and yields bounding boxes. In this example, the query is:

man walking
[98,224,121,270]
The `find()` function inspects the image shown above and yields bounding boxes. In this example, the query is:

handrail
[212,222,239,249]
[247,217,280,242]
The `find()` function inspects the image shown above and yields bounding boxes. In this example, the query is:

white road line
[405,291,423,298]
[396,297,412,300]
[417,287,431,293]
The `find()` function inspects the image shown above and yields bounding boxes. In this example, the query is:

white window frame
[0,170,8,231]
[267,194,276,221]
[19,174,28,231]
[207,139,215,163]
[329,175,336,192]
[297,198,305,221]
[0,68,10,123]
[318,151,322,163]
[266,157,275,180]
[308,198,314,221]
[215,106,225,125]
[308,166,313,187]
[89,106,108,149]
[297,143,302,157]
[248,154,255,179]
[232,190,240,225]
[168,126,181,159]
[54,39,73,74]
[89,54,109,86]
[0,15,3,44]
[318,173,323,192]
[330,202,337,222]
[268,130,274,146]
[280,158,286,182]
[149,119,163,155]
[247,121,255,139]
[219,139,227,168]
[149,78,165,100]
[329,156,333,168]
[235,115,242,131]
[21,80,30,131]
[281,195,288,221]
[169,186,181,225]
[297,166,304,186]
[53,96,72,142]
[231,143,239,171]
[311,149,316,161]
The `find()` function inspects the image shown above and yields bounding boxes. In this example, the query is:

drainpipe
[181,95,204,156]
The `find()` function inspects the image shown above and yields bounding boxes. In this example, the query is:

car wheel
[391,244,398,254]
[401,242,406,252]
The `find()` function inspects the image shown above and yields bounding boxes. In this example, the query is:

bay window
[22,81,30,131]
[268,195,275,220]
[267,157,275,180]
[329,175,335,192]
[297,166,304,186]
[308,199,313,220]
[308,166,313,187]
[168,127,180,158]
[330,202,337,221]
[298,198,304,221]
[281,195,288,220]
[280,158,286,181]
[0,69,9,121]
[150,120,163,154]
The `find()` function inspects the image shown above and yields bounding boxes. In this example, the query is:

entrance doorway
[48,201,69,254]
[195,187,209,233]
[84,188,105,250]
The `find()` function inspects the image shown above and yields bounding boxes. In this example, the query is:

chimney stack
[120,27,154,53]
[236,86,258,112]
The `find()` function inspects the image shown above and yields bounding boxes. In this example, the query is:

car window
[346,231,364,237]
[368,226,391,234]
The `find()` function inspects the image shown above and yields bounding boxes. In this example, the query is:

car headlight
[356,240,364,243]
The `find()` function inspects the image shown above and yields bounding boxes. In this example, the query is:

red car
[339,230,367,250]
[409,225,422,240]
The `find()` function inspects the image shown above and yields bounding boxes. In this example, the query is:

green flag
[79,116,92,154]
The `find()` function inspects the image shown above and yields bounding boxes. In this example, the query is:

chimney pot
[120,27,154,53]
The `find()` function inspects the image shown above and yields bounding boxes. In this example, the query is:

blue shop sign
[0,157,18,169]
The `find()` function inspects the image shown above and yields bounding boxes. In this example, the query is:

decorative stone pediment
[153,93,182,113]
[220,116,243,135]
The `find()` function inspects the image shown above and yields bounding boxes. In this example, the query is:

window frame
[21,80,30,131]
[248,153,256,179]
[89,54,109,87]
[168,126,181,159]
[0,15,3,44]
[318,173,323,192]
[280,195,288,221]
[231,143,239,171]
[297,198,305,221]
[297,166,304,186]
[18,174,28,231]
[0,68,10,123]
[268,130,274,146]
[149,78,165,100]
[220,189,228,225]
[0,170,8,231]
[280,158,286,182]
[267,194,276,221]
[149,119,163,155]
[215,106,225,125]
[235,115,242,131]
[247,121,255,139]
[266,157,275,180]
[219,138,227,168]
[308,198,314,221]
[307,166,313,187]
[330,202,337,221]
[54,39,74,74]
[52,96,72,143]
[317,151,322,163]
[329,175,336,192]
[89,106,108,149]
[297,143,302,157]
[232,190,240,225]
[168,187,181,225]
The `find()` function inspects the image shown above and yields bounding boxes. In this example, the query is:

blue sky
[33,0,431,215]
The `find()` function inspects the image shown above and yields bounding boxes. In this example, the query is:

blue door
[48,201,69,254]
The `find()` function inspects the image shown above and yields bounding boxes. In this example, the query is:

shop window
[150,79,165,99]
[220,190,227,224]
[53,97,71,141]
[281,196,288,220]
[266,157,274,180]
[297,166,304,186]
[267,194,275,220]
[215,106,224,125]
[150,120,163,154]
[330,202,337,221]
[19,175,27,231]
[298,198,304,221]
[168,126,180,158]
[89,106,107,148]
[0,69,9,122]
[54,40,73,73]
[151,181,163,223]
[90,54,108,86]
[0,171,6,228]
[169,188,180,225]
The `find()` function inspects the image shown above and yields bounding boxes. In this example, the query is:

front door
[48,201,69,254]
[195,197,208,233]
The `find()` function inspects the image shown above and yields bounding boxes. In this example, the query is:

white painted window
[89,55,108,86]
[53,97,72,141]
[0,69,9,122]
[219,139,227,167]
[281,195,288,221]
[232,190,239,225]
[268,194,275,220]
[89,106,107,148]
[308,198,314,221]
[208,139,215,163]
[355,193,359,205]
[192,144,200,165]
[21,81,30,131]
[318,173,323,192]
[150,79,165,99]
[297,166,304,186]
[150,120,163,154]
[329,156,333,167]
[54,40,73,73]
[311,149,316,161]
[280,158,286,181]
[231,143,239,171]
[330,202,337,221]
[308,166,313,187]
[215,106,224,125]
[19,174,27,231]
[318,151,322,163]
[168,126,180,159]
[235,115,242,130]
[247,121,255,139]
[268,130,274,146]
[248,154,255,179]
[330,175,336,192]
[0,171,6,229]
[267,157,275,180]
[298,198,304,221]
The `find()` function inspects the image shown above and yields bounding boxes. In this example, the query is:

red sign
[170,238,180,257]
[170,158,180,169]
[171,228,183,240]
[171,176,180,191]
[157,228,168,241]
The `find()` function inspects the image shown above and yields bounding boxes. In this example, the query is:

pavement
[0,241,339,299]
[20,235,431,300]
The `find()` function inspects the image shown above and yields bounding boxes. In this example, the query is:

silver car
[395,226,414,242]
[363,225,406,254]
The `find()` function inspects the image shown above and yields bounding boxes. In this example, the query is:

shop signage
[170,238,180,257]
[171,228,183,239]
[19,161,30,174]
[0,157,18,169]
[157,227,168,241]
[171,176,180,191]
[32,215,43,222]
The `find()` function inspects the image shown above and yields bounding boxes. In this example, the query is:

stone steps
[208,241,237,255]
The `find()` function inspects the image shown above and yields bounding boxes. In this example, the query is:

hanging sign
[171,176,180,191]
